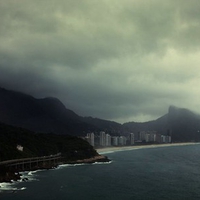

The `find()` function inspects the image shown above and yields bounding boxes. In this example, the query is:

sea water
[1,144,200,200]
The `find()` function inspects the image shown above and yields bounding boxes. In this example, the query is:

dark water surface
[1,144,200,200]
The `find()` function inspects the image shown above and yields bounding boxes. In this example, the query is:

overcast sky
[1,0,200,123]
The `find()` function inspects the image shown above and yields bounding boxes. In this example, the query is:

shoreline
[62,155,110,165]
[0,155,110,185]
[1,142,199,186]
[96,142,200,154]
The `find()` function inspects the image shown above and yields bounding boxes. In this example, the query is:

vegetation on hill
[0,122,98,162]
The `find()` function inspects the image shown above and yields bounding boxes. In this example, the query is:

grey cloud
[1,0,200,123]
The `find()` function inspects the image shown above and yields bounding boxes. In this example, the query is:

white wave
[0,182,19,192]
[57,160,112,169]
[92,161,112,165]
[0,171,37,192]
[20,172,38,182]
[28,171,34,175]
[28,169,44,174]
[56,164,71,169]
[72,163,87,166]
[0,182,12,189]
[58,163,88,169]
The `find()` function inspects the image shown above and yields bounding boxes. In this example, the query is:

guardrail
[0,153,62,171]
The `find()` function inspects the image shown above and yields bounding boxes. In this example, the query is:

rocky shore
[0,166,56,184]
[0,171,21,183]
[64,155,111,164]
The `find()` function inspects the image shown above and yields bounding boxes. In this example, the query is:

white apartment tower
[105,134,111,146]
[112,136,119,146]
[100,131,106,146]
[87,132,95,146]
[130,133,134,145]
[119,136,127,146]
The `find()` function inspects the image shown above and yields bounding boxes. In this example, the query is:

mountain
[122,114,168,135]
[1,87,200,141]
[0,87,120,135]
[82,117,121,135]
[168,106,200,142]
[0,87,90,135]
[122,106,200,142]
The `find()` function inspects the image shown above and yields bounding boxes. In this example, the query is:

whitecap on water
[0,182,26,193]
[92,161,112,165]
[0,170,41,192]
[57,163,88,169]
[20,170,42,182]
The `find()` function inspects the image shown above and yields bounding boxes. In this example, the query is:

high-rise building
[112,136,119,146]
[149,133,156,142]
[86,132,95,146]
[161,135,166,143]
[165,135,172,143]
[105,134,111,146]
[119,136,127,146]
[155,133,161,143]
[168,136,172,143]
[130,133,134,145]
[145,133,150,142]
[139,131,146,141]
[100,131,106,146]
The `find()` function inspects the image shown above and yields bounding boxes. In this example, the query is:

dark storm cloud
[1,0,200,122]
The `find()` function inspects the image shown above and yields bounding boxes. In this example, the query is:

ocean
[1,144,200,200]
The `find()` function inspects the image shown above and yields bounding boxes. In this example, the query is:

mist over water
[1,144,200,200]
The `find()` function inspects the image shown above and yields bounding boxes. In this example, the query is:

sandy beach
[96,142,200,154]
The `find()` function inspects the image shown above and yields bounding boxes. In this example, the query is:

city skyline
[85,131,171,147]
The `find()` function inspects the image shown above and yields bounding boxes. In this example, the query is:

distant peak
[168,105,182,114]
[169,105,178,110]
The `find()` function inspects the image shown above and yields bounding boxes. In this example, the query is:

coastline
[96,142,200,154]
[0,155,110,185]
[1,142,199,186]
[63,155,110,164]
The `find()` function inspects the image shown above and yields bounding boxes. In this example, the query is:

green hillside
[0,122,98,162]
